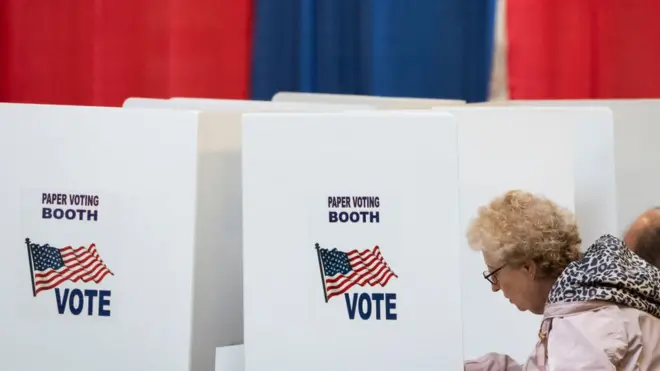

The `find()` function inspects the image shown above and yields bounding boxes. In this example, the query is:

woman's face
[482,252,547,315]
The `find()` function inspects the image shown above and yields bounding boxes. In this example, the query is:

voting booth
[430,106,616,362]
[241,111,465,371]
[0,103,242,371]
[498,99,660,233]
[272,92,465,108]
[122,97,380,370]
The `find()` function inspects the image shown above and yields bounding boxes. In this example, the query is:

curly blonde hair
[466,190,582,279]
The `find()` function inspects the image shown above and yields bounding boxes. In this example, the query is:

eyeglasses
[483,264,506,285]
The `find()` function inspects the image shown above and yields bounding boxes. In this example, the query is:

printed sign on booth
[311,194,401,322]
[21,189,115,318]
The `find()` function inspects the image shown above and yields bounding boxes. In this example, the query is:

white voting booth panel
[242,112,464,371]
[0,103,241,371]
[436,106,618,247]
[123,97,373,111]
[501,99,660,234]
[123,97,175,108]
[215,345,244,371]
[272,91,465,108]
[169,97,374,111]
[431,107,614,362]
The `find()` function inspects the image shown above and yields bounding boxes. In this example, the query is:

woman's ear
[523,260,537,278]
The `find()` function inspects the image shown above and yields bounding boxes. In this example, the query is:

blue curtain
[251,0,497,103]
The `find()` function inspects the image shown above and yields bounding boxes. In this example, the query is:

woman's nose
[491,283,500,292]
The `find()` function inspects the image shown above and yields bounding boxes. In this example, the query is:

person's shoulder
[546,301,660,338]
[545,301,629,343]
[544,302,660,368]
[545,302,629,366]
[544,299,622,318]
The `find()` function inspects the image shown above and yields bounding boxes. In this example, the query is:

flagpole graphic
[315,243,329,303]
[25,238,37,297]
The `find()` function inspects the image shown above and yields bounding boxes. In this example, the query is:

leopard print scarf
[546,234,660,319]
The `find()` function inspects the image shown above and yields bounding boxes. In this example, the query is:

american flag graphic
[25,238,114,296]
[315,243,397,302]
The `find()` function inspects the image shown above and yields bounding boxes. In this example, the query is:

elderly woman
[464,190,660,370]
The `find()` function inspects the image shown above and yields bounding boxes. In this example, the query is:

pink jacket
[465,235,660,371]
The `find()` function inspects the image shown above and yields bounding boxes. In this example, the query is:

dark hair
[634,225,660,268]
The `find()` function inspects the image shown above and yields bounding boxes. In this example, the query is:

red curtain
[0,0,252,107]
[507,0,660,99]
